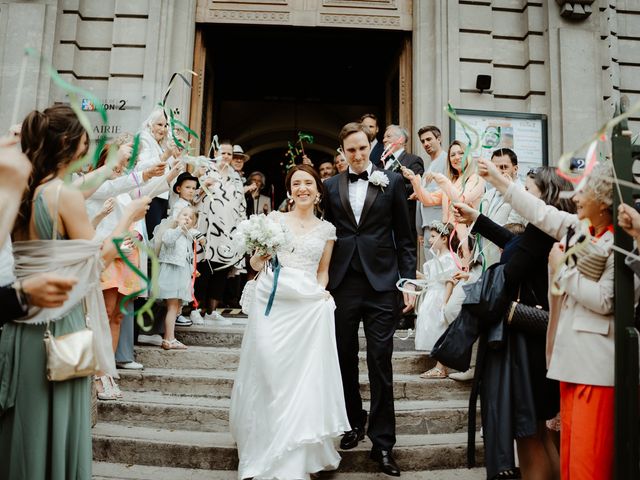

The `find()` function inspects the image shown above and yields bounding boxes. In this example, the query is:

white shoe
[176,315,193,327]
[190,309,205,325]
[116,361,144,370]
[204,311,232,326]
[448,367,475,382]
[137,334,164,346]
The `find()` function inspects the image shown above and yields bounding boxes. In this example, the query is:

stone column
[0,0,59,131]
[412,0,451,158]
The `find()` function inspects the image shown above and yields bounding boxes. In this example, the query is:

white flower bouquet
[234,214,293,257]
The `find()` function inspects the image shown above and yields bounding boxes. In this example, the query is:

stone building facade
[0,0,638,164]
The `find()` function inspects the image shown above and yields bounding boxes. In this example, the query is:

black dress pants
[332,266,398,450]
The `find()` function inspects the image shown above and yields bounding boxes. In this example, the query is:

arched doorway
[190,10,412,205]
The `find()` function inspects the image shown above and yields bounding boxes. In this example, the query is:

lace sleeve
[322,220,337,241]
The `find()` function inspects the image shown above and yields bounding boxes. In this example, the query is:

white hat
[232,145,250,161]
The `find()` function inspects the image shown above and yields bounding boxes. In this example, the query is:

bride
[230,165,350,480]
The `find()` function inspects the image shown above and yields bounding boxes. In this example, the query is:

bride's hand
[250,252,271,270]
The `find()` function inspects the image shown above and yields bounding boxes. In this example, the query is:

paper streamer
[113,235,159,330]
[556,100,640,176]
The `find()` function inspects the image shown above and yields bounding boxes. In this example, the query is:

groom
[324,122,416,476]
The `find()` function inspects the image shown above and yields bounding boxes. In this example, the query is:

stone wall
[413,0,640,162]
[0,0,196,138]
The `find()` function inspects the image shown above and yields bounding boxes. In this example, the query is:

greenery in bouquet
[235,214,293,257]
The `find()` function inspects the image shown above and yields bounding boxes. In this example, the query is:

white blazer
[504,182,615,386]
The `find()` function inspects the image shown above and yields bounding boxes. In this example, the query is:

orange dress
[101,247,141,295]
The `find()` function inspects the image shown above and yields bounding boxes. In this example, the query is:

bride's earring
[314,194,321,205]
[287,192,294,204]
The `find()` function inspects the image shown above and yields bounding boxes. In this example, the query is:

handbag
[43,298,98,381]
[239,270,262,315]
[42,181,97,382]
[506,287,549,336]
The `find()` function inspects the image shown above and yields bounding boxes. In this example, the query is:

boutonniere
[368,171,390,191]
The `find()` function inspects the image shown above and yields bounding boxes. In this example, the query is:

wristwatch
[11,280,29,312]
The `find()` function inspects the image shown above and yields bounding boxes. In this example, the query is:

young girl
[415,221,459,379]
[170,172,199,219]
[157,206,205,349]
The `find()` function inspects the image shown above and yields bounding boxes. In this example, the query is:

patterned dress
[196,162,246,266]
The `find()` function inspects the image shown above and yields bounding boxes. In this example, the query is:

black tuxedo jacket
[324,167,416,292]
[386,151,424,197]
[370,141,384,168]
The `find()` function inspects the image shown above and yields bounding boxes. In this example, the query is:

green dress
[0,188,92,479]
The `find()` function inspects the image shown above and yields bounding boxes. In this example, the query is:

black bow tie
[348,171,369,183]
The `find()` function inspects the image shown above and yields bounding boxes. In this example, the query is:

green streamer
[298,131,314,143]
[113,235,159,331]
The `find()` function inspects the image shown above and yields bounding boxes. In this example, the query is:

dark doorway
[198,24,408,205]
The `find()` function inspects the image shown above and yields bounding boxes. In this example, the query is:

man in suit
[382,125,424,238]
[245,171,272,216]
[360,113,384,167]
[324,122,416,477]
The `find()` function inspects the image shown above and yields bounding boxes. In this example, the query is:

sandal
[95,375,119,400]
[419,367,448,379]
[162,338,188,350]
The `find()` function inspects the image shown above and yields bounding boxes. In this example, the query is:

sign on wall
[449,109,548,177]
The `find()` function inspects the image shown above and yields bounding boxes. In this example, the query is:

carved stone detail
[319,13,400,27]
[556,0,595,20]
[322,0,397,9]
[203,9,290,23]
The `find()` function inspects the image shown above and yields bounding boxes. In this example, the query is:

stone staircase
[92,318,484,478]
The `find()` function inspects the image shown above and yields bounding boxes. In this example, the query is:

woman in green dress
[0,105,150,480]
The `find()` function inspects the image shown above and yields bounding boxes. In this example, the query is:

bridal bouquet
[235,214,293,316]
[234,214,293,257]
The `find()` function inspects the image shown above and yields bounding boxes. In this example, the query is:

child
[170,172,200,218]
[415,221,459,379]
[157,206,205,349]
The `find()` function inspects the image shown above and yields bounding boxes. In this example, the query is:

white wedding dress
[230,212,350,480]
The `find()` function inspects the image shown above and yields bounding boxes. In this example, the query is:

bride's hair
[285,165,325,216]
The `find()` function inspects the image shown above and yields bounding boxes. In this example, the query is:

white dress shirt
[385,147,405,170]
[348,162,373,224]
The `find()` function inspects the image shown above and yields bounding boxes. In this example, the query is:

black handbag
[506,287,549,336]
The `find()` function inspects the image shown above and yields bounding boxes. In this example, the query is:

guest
[415,125,447,259]
[479,158,616,480]
[136,108,181,235]
[334,151,348,174]
[0,135,77,324]
[415,221,458,378]
[360,113,384,167]
[245,171,271,216]
[448,148,524,382]
[454,165,575,479]
[194,140,246,325]
[382,125,424,238]
[88,136,180,395]
[318,160,336,181]
[403,140,485,265]
[0,104,149,480]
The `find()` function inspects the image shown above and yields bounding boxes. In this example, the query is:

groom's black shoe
[370,449,401,477]
[340,410,367,450]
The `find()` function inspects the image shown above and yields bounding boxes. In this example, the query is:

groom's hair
[339,122,370,148]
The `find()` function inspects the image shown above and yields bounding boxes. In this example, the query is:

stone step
[92,423,483,472]
[175,325,418,351]
[98,391,477,435]
[133,345,434,375]
[116,368,470,401]
[93,461,486,479]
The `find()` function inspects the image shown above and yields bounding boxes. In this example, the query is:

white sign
[450,110,548,178]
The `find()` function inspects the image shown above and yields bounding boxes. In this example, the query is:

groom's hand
[402,283,416,313]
